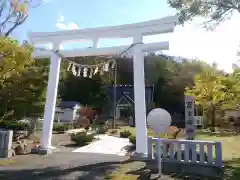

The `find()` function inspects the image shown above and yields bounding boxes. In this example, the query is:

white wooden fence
[147,137,223,168]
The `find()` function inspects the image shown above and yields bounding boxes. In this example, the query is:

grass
[0,159,17,166]
[196,132,240,161]
[109,126,163,137]
[109,126,185,139]
[107,126,240,179]
[104,161,150,180]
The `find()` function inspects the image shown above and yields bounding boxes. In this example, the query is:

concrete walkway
[72,135,132,156]
[0,153,129,180]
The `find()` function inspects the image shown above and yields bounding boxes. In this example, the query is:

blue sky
[12,0,240,72]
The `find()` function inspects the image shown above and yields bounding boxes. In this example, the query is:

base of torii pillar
[31,146,58,155]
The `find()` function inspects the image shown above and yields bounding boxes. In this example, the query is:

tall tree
[185,66,237,131]
[0,58,50,120]
[0,36,33,119]
[0,37,33,82]
[168,0,238,28]
[0,0,42,36]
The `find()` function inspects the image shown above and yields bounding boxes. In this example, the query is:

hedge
[71,132,94,146]
[0,120,28,131]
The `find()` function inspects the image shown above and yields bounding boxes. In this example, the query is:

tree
[59,54,215,126]
[0,0,42,36]
[185,66,237,131]
[0,58,49,120]
[151,56,207,116]
[0,36,36,120]
[168,0,238,28]
[0,37,33,82]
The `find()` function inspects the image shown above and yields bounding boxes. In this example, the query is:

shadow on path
[0,160,133,180]
[0,152,130,180]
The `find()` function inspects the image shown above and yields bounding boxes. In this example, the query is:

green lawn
[196,132,240,161]
[113,126,185,138]
[111,126,162,137]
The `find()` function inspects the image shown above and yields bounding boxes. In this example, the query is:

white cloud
[56,15,79,30]
[170,15,240,73]
[144,12,240,73]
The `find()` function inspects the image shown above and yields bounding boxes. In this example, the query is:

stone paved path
[73,135,132,156]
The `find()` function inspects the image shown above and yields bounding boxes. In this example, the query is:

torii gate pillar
[133,35,148,156]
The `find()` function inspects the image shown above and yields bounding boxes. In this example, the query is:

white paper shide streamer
[67,59,116,78]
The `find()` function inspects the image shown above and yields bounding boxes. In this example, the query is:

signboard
[185,96,196,140]
[147,108,171,135]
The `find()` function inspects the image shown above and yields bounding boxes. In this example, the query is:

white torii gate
[29,15,179,156]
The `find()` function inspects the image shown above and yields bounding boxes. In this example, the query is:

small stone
[11,149,16,156]
[14,141,31,155]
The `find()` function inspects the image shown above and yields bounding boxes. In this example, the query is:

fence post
[0,130,13,158]
[147,136,153,160]
[215,142,223,167]
[156,138,162,177]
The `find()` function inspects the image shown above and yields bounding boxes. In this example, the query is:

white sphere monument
[147,108,172,135]
[147,108,171,177]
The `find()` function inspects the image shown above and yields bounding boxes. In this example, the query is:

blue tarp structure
[107,85,154,110]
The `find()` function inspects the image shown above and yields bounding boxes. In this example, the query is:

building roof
[58,101,82,109]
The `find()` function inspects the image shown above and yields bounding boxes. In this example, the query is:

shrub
[84,125,90,131]
[167,126,182,139]
[78,107,98,124]
[74,116,90,129]
[0,120,28,131]
[129,135,136,145]
[53,123,69,133]
[71,132,94,146]
[97,126,107,134]
[120,130,132,138]
[0,120,29,140]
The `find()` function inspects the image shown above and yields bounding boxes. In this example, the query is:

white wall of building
[55,104,82,123]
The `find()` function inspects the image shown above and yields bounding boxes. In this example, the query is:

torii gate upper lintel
[29,15,179,156]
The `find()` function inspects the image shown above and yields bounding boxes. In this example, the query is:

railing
[147,137,223,168]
